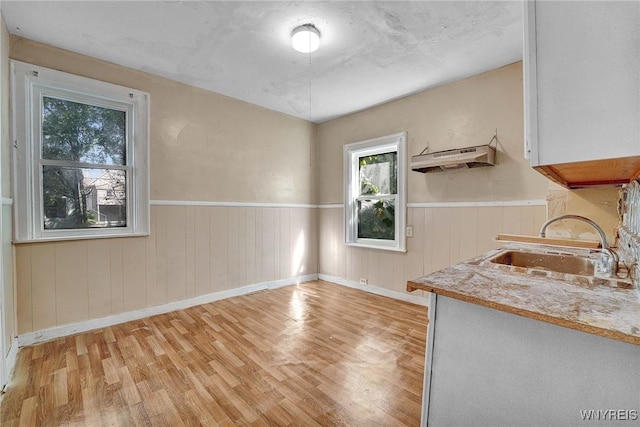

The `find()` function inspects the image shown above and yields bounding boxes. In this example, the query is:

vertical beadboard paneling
[55,241,89,326]
[335,208,345,279]
[15,204,320,335]
[270,207,279,280]
[278,208,290,280]
[210,207,229,292]
[14,202,547,334]
[502,206,522,235]
[318,209,330,275]
[534,205,547,234]
[458,207,479,262]
[145,207,158,306]
[15,245,32,334]
[326,209,335,277]
[184,206,196,298]
[519,205,537,236]
[86,240,111,320]
[392,252,405,293]
[237,207,247,286]
[153,206,168,306]
[423,207,434,274]
[30,243,56,331]
[378,251,394,289]
[109,239,125,314]
[289,208,302,276]
[123,237,147,312]
[431,208,451,271]
[346,246,361,284]
[448,207,462,265]
[476,207,502,253]
[319,203,548,296]
[308,208,319,275]
[244,207,257,284]
[2,207,15,352]
[166,206,187,302]
[405,207,425,284]
[367,249,380,287]
[226,207,240,289]
[261,208,275,282]
[194,206,210,296]
[255,207,264,282]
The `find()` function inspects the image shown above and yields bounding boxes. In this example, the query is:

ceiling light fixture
[291,24,320,53]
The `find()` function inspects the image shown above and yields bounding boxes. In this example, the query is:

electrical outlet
[406,226,413,237]
[359,277,368,285]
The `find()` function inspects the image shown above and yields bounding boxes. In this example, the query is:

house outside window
[343,132,407,252]
[11,61,149,242]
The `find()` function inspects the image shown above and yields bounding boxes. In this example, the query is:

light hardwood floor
[1,281,428,426]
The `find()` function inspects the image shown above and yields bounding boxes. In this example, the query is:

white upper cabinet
[524,0,640,188]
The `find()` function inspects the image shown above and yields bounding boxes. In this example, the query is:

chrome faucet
[539,214,619,276]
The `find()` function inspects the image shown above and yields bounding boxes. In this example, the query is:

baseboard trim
[318,274,428,306]
[17,274,319,347]
[2,339,19,391]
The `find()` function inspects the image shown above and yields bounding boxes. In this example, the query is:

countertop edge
[407,280,640,346]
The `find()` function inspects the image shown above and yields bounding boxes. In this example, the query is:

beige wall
[10,36,317,205]
[317,62,551,205]
[10,37,319,334]
[316,63,552,295]
[547,184,620,244]
[1,13,16,361]
[316,62,620,294]
[1,20,9,198]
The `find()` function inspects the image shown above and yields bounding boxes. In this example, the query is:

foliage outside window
[344,132,406,252]
[11,61,149,242]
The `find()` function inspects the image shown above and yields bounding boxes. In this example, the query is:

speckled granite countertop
[407,243,640,345]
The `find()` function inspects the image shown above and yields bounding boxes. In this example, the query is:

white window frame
[344,132,407,252]
[11,60,150,242]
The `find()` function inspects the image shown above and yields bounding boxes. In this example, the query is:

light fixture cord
[308,50,312,123]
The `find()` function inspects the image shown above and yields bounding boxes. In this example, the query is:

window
[344,132,406,252]
[11,61,149,242]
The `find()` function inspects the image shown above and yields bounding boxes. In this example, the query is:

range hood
[411,144,496,173]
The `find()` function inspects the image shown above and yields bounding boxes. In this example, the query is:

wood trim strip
[495,233,601,249]
[150,200,548,209]
[151,200,318,209]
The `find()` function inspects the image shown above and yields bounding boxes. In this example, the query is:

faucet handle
[598,249,618,276]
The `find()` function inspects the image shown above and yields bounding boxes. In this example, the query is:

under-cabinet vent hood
[411,144,496,173]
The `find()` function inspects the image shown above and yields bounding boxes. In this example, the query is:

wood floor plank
[1,281,427,426]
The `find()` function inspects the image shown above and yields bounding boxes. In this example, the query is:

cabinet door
[526,1,640,167]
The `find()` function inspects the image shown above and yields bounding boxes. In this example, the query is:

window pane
[359,151,397,196]
[42,97,126,165]
[357,198,395,240]
[43,166,126,229]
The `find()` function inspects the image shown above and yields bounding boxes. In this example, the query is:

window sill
[13,232,150,244]
[345,242,407,253]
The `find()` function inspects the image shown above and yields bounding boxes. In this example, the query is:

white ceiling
[1,1,524,123]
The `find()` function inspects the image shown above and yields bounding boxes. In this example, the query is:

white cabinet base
[422,294,640,426]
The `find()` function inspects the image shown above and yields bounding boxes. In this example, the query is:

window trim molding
[11,60,150,242]
[343,131,407,252]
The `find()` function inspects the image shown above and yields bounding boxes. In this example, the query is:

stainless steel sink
[489,250,596,276]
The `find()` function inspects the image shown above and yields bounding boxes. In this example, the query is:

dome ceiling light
[291,24,320,53]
